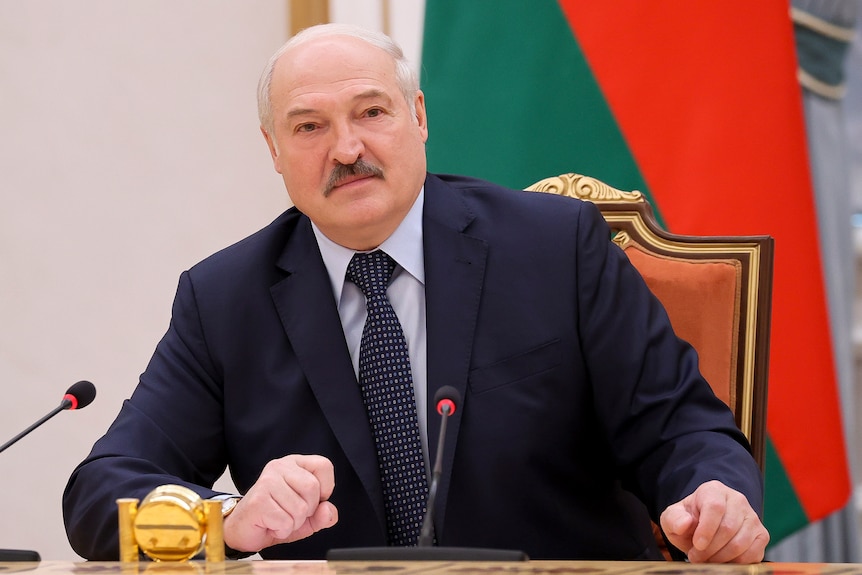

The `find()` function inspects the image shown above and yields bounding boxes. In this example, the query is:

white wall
[0,0,424,561]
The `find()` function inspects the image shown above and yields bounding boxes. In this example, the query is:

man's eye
[296,123,316,133]
[366,108,382,118]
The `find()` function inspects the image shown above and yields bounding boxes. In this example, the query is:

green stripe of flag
[764,434,809,541]
[421,0,654,211]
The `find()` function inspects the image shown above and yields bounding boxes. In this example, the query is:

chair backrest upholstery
[526,173,774,469]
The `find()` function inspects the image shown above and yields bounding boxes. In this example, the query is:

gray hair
[257,23,419,135]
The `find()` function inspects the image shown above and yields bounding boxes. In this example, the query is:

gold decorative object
[525,173,643,203]
[117,485,226,563]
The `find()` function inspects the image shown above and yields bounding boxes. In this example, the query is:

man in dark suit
[63,23,769,563]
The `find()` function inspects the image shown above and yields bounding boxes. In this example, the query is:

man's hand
[222,454,338,553]
[660,480,769,563]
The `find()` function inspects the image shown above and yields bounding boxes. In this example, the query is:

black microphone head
[434,385,461,415]
[62,380,96,410]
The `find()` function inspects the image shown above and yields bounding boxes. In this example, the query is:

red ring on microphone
[64,393,79,410]
[436,399,456,416]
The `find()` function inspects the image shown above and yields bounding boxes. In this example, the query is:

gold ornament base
[117,484,225,563]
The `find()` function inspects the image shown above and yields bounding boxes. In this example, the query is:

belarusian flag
[421,0,851,543]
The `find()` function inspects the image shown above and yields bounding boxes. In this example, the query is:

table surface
[3,561,862,575]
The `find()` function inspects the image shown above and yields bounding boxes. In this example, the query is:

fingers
[661,480,769,564]
[297,453,336,501]
[283,500,339,544]
[689,513,769,563]
[659,502,697,554]
[261,455,330,536]
[223,454,338,552]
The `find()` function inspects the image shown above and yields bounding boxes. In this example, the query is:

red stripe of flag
[558,0,850,521]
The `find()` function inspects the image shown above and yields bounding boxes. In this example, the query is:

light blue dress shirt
[310,188,429,466]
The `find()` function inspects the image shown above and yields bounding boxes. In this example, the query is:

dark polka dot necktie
[346,250,428,547]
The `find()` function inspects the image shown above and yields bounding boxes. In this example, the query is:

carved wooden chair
[526,173,774,559]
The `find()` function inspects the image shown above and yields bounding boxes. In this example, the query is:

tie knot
[346,250,396,298]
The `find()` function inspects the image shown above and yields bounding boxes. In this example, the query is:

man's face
[262,35,428,251]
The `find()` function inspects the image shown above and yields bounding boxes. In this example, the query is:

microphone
[418,385,460,546]
[0,380,96,455]
[326,385,527,562]
[0,380,95,562]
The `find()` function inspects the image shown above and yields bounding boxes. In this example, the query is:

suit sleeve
[571,201,763,520]
[63,271,231,560]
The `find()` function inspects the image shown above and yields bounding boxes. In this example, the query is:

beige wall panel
[0,0,425,560]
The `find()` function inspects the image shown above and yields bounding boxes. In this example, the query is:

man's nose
[330,121,364,165]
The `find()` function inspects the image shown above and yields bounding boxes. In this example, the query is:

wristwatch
[220,496,241,518]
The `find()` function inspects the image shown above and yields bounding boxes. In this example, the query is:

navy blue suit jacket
[63,173,762,561]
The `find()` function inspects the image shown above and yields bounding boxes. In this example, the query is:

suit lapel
[269,217,386,529]
[422,174,488,537]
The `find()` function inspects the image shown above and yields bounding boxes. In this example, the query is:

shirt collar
[311,187,425,302]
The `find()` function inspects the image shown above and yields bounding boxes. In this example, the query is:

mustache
[324,159,384,195]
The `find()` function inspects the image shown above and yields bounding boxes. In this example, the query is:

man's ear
[260,126,283,173]
[414,90,428,143]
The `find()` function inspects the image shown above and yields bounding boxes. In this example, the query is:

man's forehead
[272,37,399,105]
[279,34,394,78]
